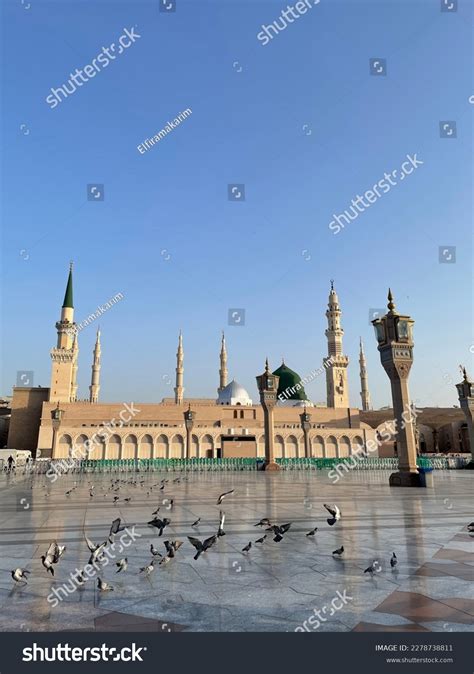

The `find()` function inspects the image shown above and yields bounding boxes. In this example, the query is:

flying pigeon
[116,558,128,573]
[187,535,217,560]
[152,507,161,515]
[306,528,318,536]
[216,489,235,505]
[148,517,171,537]
[324,503,341,526]
[97,577,114,592]
[41,541,63,575]
[332,545,344,557]
[85,534,107,564]
[191,517,201,527]
[242,542,252,553]
[217,511,226,537]
[255,535,267,544]
[467,522,474,533]
[11,568,29,584]
[266,522,292,542]
[390,552,397,568]
[109,518,126,537]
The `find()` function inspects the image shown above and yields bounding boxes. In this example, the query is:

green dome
[272,362,307,401]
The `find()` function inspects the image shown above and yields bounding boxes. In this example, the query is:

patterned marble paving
[0,469,472,632]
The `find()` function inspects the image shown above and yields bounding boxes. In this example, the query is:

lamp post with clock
[256,359,280,471]
[300,407,312,458]
[372,289,421,486]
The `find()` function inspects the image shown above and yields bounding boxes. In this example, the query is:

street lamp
[256,359,280,471]
[184,404,195,460]
[300,407,311,458]
[372,289,421,486]
[455,366,474,466]
[50,403,64,458]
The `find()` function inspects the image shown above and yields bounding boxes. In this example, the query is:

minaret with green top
[50,263,77,402]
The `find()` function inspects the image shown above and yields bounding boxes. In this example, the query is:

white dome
[217,380,252,406]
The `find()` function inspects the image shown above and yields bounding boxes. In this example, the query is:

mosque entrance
[221,435,257,459]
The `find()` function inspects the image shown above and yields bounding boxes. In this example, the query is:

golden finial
[387,288,396,313]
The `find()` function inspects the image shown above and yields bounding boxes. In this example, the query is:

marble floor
[0,469,472,632]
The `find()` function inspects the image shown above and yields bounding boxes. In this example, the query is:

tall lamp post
[372,289,421,487]
[184,404,195,460]
[300,407,312,458]
[50,403,64,458]
[256,359,280,471]
[455,367,474,466]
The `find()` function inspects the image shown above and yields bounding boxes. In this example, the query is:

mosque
[7,266,469,460]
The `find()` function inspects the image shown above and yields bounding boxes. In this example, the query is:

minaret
[323,280,350,407]
[49,263,77,402]
[89,328,101,403]
[174,331,184,404]
[218,331,228,394]
[70,331,79,402]
[359,338,371,411]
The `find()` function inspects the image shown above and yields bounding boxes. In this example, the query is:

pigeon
[187,535,217,560]
[11,568,29,584]
[139,560,155,575]
[332,546,344,557]
[324,503,341,526]
[116,558,128,573]
[113,496,119,504]
[148,517,171,536]
[85,534,107,565]
[254,518,271,527]
[109,518,126,537]
[124,497,131,503]
[150,543,162,558]
[242,542,252,553]
[266,523,292,542]
[217,511,226,537]
[390,552,397,568]
[41,541,63,575]
[364,560,379,574]
[216,489,235,505]
[75,570,86,585]
[152,507,161,515]
[97,577,114,592]
[306,528,318,536]
[467,522,474,533]
[191,517,201,527]
[255,535,267,544]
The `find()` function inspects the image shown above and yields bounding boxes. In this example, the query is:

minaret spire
[174,330,184,404]
[49,264,77,402]
[323,280,350,408]
[359,337,371,411]
[89,328,101,403]
[218,331,228,394]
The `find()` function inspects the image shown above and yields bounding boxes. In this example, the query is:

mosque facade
[8,266,383,459]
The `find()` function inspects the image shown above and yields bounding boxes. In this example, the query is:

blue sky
[1,0,472,408]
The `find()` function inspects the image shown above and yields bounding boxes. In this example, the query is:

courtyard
[0,469,472,632]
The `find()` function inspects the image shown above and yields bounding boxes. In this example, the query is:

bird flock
[10,475,474,599]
